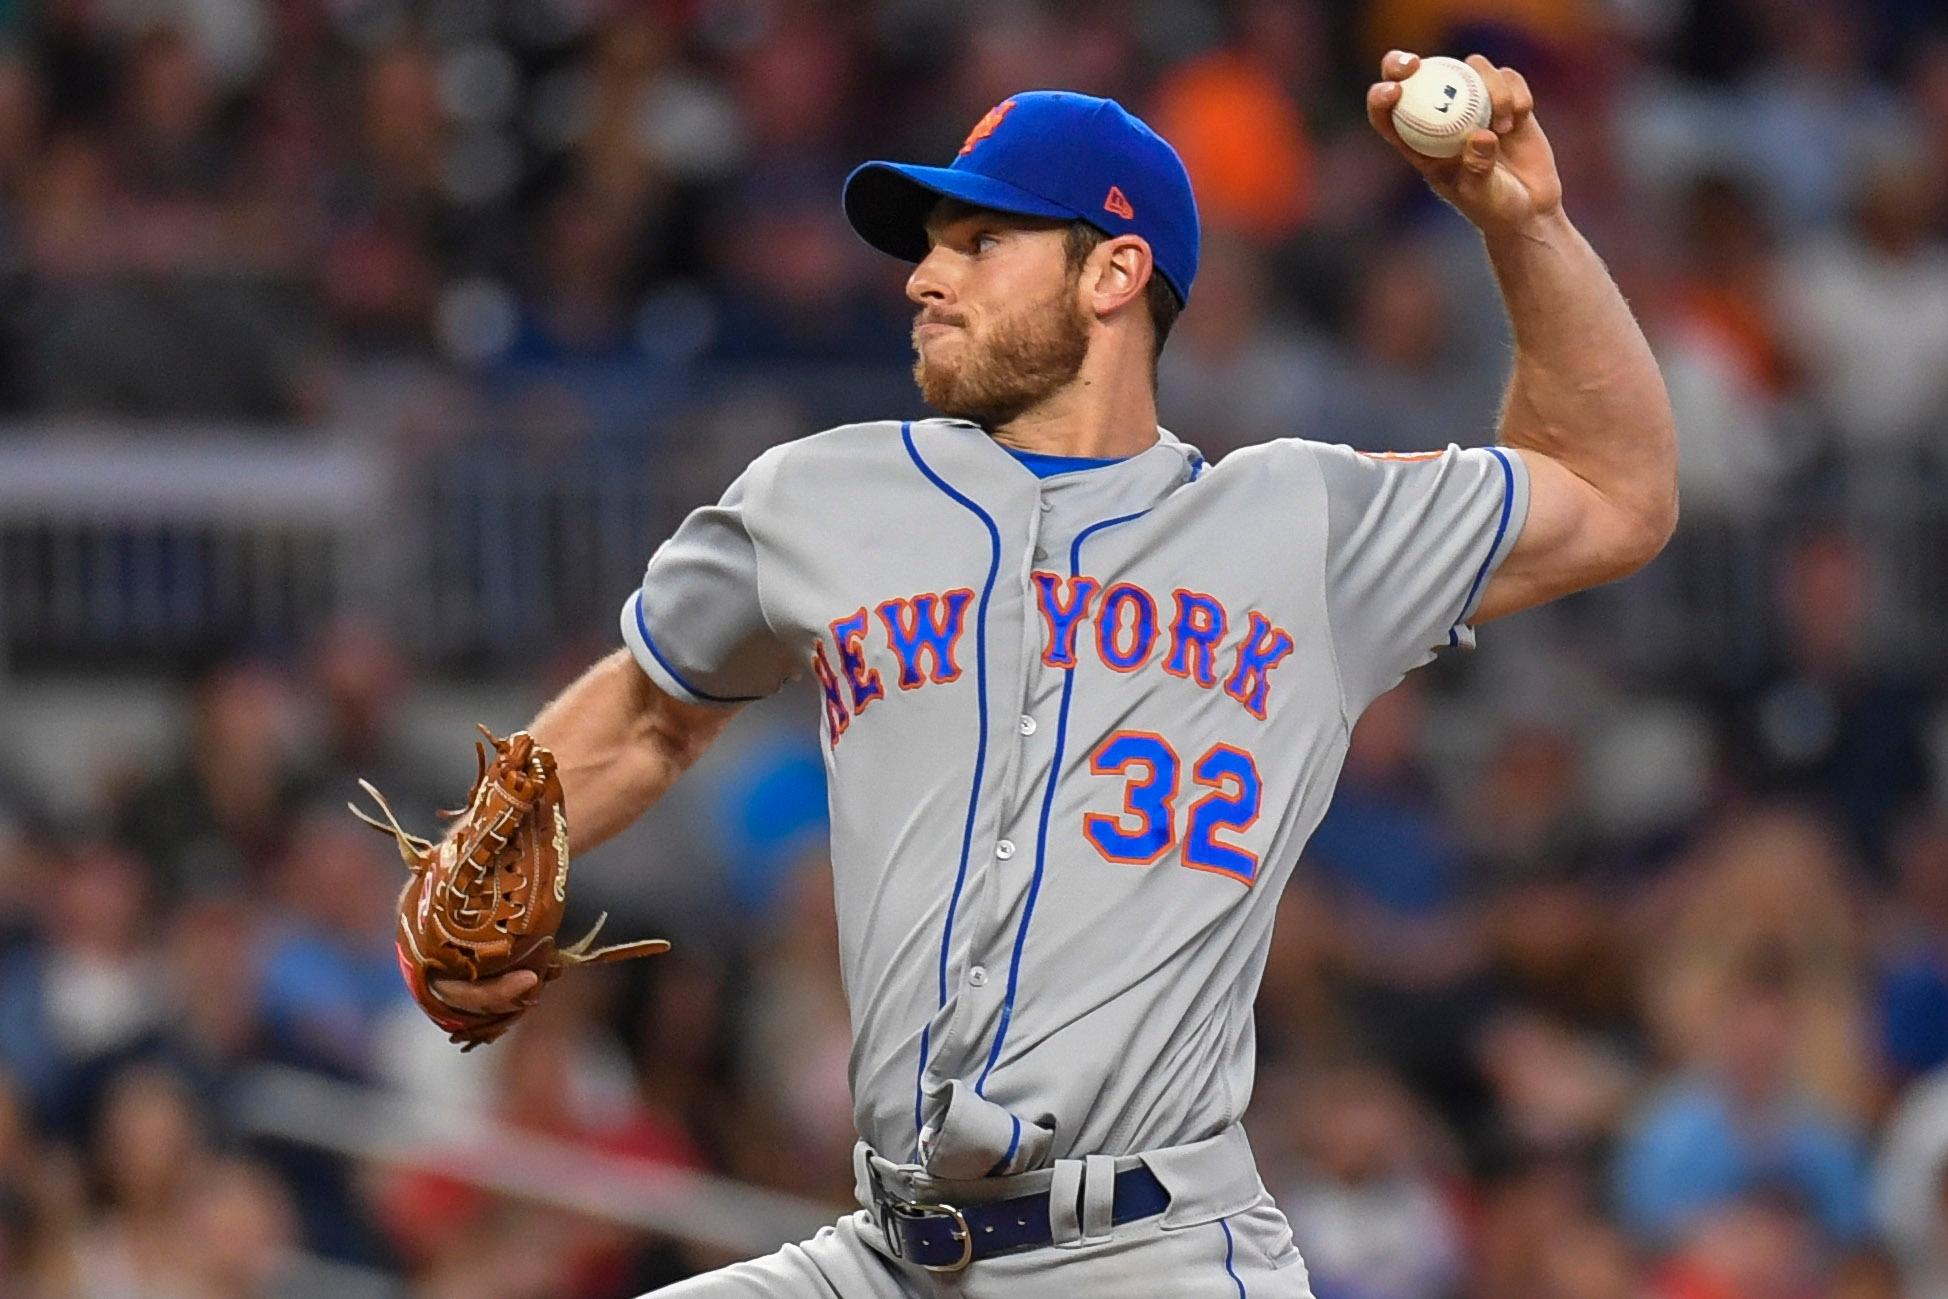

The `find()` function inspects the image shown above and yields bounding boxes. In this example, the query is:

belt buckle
[887,1200,974,1274]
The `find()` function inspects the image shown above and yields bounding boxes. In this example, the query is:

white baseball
[1390,55,1491,158]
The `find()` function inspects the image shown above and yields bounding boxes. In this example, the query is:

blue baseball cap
[843,90,1200,306]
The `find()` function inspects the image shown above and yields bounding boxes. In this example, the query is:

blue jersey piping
[1220,1217,1246,1296]
[976,505,1152,1094]
[901,421,1004,1148]
[632,592,764,704]
[1447,446,1517,649]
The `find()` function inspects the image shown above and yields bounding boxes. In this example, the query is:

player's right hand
[1366,50,1562,238]
[430,968,541,1016]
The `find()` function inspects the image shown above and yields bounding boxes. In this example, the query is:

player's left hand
[1366,51,1563,239]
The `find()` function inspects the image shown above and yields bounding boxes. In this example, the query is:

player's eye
[972,233,1000,253]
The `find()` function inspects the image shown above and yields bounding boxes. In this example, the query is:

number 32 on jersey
[1083,730,1263,885]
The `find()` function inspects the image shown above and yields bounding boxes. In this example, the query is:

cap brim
[843,162,1080,263]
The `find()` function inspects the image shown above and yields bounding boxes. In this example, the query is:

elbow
[1614,470,1679,579]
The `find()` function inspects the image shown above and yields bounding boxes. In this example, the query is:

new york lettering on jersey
[620,417,1528,1182]
[810,577,1294,741]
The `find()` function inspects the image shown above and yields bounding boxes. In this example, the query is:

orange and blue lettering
[1097,583,1158,673]
[1083,730,1180,865]
[810,641,850,741]
[1223,613,1294,719]
[876,589,974,690]
[1164,589,1227,688]
[1032,572,1100,669]
[828,607,884,713]
[1183,745,1263,885]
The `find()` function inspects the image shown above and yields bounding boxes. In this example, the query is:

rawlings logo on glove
[350,727,669,1050]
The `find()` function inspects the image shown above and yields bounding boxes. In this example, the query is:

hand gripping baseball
[350,726,670,1050]
[1366,51,1563,238]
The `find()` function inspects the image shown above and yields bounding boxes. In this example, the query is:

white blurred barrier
[235,1064,841,1257]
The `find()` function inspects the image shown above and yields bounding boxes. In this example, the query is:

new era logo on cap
[1103,186,1134,220]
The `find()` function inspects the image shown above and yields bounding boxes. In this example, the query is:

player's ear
[1083,235,1154,321]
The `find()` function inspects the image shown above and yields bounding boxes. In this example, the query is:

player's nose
[905,248,955,307]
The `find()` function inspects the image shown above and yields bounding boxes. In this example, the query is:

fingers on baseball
[1382,49,1420,81]
[1462,130,1500,174]
[1505,68,1535,125]
[1365,80,1402,136]
[1465,55,1514,135]
[1366,80,1443,171]
[433,968,540,1015]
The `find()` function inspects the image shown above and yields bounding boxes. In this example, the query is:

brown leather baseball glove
[349,726,669,1050]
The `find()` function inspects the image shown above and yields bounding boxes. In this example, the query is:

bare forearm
[528,649,735,853]
[1487,210,1677,540]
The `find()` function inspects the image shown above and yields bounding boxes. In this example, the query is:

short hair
[1062,222,1182,365]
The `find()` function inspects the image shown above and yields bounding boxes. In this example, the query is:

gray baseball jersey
[620,417,1527,1181]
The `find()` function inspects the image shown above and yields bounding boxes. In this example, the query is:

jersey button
[1039,499,1054,513]
[995,839,1016,860]
[1018,715,1037,736]
[1033,546,1049,562]
[968,966,989,987]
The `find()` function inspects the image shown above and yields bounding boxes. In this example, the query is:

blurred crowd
[0,0,1947,1297]
[0,0,1941,493]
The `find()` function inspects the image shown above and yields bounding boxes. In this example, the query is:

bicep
[1472,447,1668,624]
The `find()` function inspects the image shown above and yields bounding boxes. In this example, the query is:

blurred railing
[0,428,394,673]
[1,424,1945,678]
[236,1065,837,1255]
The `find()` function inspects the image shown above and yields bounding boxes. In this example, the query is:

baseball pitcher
[378,53,1677,1297]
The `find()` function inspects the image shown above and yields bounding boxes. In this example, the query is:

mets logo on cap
[959,99,1017,156]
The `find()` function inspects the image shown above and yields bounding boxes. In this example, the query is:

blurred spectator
[1716,529,1935,873]
[378,980,703,1292]
[1275,1062,1464,1299]
[1313,239,1501,451]
[1650,1192,1831,1299]
[1777,152,1948,462]
[1302,681,1490,1126]
[73,1065,213,1295]
[1649,172,1808,517]
[1735,0,1911,234]
[1876,1064,1948,1299]
[177,1157,402,1299]
[116,659,307,898]
[1157,234,1333,458]
[0,841,164,1140]
[1641,810,1872,1120]
[258,811,405,1075]
[1360,0,1599,68]
[1469,1151,1627,1299]
[1473,1008,1635,1161]
[1875,812,1948,1082]
[300,620,444,822]
[156,892,267,1119]
[738,857,854,1199]
[1615,948,1872,1248]
[1149,0,1316,241]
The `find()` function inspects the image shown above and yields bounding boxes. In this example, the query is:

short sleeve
[620,457,797,707]
[1309,441,1529,717]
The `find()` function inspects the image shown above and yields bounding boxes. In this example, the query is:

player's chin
[911,347,965,390]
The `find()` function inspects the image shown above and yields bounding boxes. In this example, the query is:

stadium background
[0,0,1946,1294]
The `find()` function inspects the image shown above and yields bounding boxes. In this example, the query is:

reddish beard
[912,282,1091,428]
